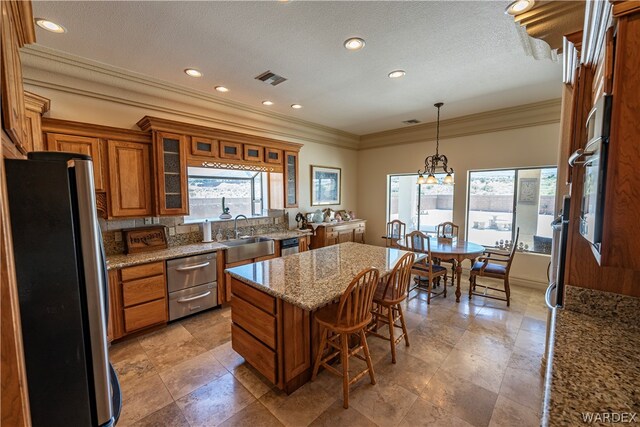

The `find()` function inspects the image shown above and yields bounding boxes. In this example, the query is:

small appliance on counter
[6,152,121,426]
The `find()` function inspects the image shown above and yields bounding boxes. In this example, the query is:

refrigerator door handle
[71,159,113,425]
[545,283,557,309]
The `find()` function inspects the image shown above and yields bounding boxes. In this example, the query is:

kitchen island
[226,242,423,394]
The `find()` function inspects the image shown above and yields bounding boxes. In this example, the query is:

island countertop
[225,242,424,311]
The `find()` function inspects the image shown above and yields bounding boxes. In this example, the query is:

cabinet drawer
[123,275,166,307]
[124,299,167,332]
[326,231,338,239]
[231,296,276,349]
[230,278,276,315]
[232,324,277,384]
[121,262,164,281]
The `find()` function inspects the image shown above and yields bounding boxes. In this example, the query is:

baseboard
[457,268,548,291]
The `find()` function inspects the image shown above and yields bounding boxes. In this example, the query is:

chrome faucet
[234,215,249,239]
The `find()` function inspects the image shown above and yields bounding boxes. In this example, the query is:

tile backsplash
[101,211,288,255]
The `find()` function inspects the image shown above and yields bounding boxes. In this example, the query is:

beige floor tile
[514,329,546,354]
[309,399,377,427]
[396,333,454,365]
[499,367,544,412]
[349,380,418,426]
[420,369,498,427]
[176,373,255,427]
[180,307,228,330]
[374,351,439,395]
[399,397,475,427]
[210,341,245,371]
[475,306,524,325]
[110,338,147,364]
[118,374,174,426]
[230,363,274,399]
[454,330,513,366]
[489,395,540,427]
[159,351,228,399]
[508,346,545,374]
[112,347,157,389]
[439,348,507,394]
[131,402,190,427]
[260,380,336,426]
[412,319,467,348]
[138,323,208,371]
[520,316,547,334]
[188,318,233,350]
[467,316,520,345]
[218,401,284,427]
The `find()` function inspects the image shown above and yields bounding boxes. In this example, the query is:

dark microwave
[570,95,612,253]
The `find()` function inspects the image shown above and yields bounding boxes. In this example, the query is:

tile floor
[110,282,548,427]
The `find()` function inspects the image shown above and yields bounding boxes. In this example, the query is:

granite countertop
[544,309,640,425]
[105,229,312,270]
[307,219,366,228]
[225,242,425,311]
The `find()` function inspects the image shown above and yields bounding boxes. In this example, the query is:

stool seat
[315,303,372,333]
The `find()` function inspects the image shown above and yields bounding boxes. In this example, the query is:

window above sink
[184,167,269,222]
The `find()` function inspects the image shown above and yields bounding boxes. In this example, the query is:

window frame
[465,165,557,253]
[386,173,455,234]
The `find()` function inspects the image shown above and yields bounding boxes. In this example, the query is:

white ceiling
[31,1,563,135]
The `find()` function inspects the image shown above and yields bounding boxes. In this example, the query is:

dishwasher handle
[177,291,211,303]
[175,262,211,272]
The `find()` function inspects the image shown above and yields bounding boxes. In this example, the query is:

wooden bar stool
[311,267,380,409]
[367,252,415,363]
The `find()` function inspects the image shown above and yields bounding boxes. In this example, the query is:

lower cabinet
[107,261,168,341]
[309,220,366,249]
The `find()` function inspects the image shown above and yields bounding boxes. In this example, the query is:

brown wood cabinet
[219,140,242,160]
[309,220,366,249]
[46,133,107,191]
[23,91,50,153]
[190,136,218,158]
[243,144,264,162]
[265,148,283,165]
[107,140,153,218]
[221,241,281,303]
[154,132,189,216]
[298,235,310,252]
[119,261,168,334]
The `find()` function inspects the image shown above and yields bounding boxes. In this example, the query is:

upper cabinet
[154,132,189,215]
[284,151,298,208]
[1,0,35,158]
[42,118,153,218]
[23,91,50,153]
[46,133,107,192]
[107,140,153,218]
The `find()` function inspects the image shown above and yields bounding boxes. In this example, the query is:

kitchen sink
[224,237,275,263]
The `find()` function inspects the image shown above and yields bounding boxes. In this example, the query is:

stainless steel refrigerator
[5,152,121,426]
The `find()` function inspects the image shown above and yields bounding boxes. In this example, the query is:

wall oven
[569,94,612,254]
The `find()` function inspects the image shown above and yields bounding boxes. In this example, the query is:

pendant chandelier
[417,102,454,185]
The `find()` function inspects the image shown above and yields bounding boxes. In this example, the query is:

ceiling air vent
[402,119,421,125]
[255,70,287,86]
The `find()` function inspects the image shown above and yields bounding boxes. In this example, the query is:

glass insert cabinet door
[155,132,189,215]
[284,151,298,208]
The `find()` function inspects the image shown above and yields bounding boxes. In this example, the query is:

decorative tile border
[564,285,640,326]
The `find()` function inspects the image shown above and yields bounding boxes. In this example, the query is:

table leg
[455,261,463,302]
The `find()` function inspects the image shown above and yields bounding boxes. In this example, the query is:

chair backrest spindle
[336,267,380,327]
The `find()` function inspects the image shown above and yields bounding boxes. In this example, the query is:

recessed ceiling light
[505,0,535,15]
[388,70,406,79]
[35,18,66,33]
[215,86,229,93]
[262,100,274,106]
[291,104,302,109]
[184,68,202,78]
[344,37,365,51]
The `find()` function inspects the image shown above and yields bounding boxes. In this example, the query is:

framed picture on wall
[518,177,539,204]
[311,165,341,206]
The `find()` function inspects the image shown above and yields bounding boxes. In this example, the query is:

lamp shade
[443,173,454,184]
[425,174,438,184]
[417,175,427,185]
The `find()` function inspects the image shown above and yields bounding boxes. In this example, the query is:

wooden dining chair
[405,230,448,304]
[469,228,520,307]
[367,252,415,364]
[436,221,460,285]
[311,267,380,409]
[385,220,406,247]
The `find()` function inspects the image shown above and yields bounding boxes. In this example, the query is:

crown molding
[513,1,585,52]
[359,98,562,150]
[20,45,360,150]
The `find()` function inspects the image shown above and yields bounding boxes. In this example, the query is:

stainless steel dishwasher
[167,252,217,321]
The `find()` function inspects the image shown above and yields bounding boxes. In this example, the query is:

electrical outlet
[169,227,176,236]
[114,231,122,242]
[152,217,160,224]
[144,217,152,225]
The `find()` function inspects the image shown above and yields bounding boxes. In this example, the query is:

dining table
[397,237,485,302]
